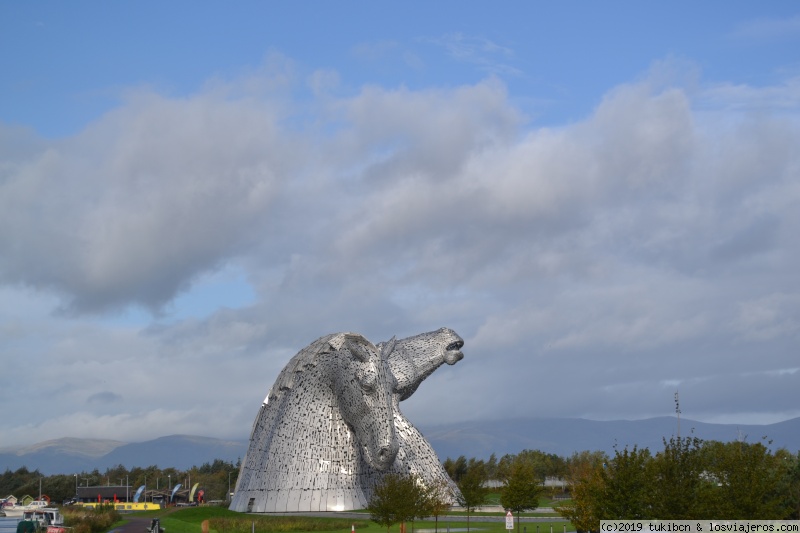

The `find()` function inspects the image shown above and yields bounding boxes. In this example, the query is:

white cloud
[427,33,521,77]
[0,88,295,313]
[731,15,800,41]
[2,60,800,446]
[733,293,800,341]
[699,76,800,111]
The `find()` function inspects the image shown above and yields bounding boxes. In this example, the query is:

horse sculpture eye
[359,373,376,394]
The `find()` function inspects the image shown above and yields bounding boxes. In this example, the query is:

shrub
[62,505,121,533]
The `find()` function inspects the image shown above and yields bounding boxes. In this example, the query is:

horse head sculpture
[230,328,464,513]
[334,335,399,472]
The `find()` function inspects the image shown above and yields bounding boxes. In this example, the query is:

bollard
[352,526,355,533]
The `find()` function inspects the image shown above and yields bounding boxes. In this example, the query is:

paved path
[108,516,152,533]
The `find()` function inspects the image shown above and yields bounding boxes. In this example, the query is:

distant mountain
[100,435,247,471]
[419,416,800,460]
[0,435,248,475]
[3,417,799,475]
[0,437,127,474]
[0,437,126,457]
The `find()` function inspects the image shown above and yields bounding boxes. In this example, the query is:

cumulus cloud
[0,84,296,313]
[2,59,800,446]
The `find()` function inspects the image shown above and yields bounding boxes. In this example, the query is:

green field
[121,506,576,533]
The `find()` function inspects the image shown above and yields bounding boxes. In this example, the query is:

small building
[142,489,189,506]
[76,486,132,504]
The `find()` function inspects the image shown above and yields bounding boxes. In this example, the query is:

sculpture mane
[230,327,464,513]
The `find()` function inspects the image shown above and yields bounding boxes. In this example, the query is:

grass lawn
[129,506,576,533]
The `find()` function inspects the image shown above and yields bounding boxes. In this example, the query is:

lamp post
[228,472,233,502]
[74,474,78,496]
[168,475,171,491]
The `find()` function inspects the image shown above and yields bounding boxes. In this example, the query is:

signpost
[505,511,514,530]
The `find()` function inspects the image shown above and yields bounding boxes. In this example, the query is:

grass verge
[125,506,575,533]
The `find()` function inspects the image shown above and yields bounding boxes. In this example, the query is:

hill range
[2,416,798,475]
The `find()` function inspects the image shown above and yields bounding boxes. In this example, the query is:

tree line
[443,449,567,485]
[6,436,799,530]
[369,439,800,533]
[558,437,800,530]
[0,459,240,504]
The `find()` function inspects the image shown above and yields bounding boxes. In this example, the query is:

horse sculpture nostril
[375,441,399,470]
[446,340,464,351]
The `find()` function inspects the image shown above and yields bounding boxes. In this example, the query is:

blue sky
[1,2,799,448]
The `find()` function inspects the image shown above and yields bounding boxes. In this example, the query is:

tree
[426,479,455,533]
[558,461,604,533]
[598,445,654,520]
[556,451,608,533]
[443,456,468,483]
[556,446,653,529]
[368,474,428,533]
[514,449,567,481]
[702,440,795,518]
[781,450,800,519]
[649,436,711,519]
[456,461,490,532]
[485,453,499,481]
[499,461,542,533]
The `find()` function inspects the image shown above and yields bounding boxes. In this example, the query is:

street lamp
[168,475,171,491]
[74,474,78,496]
[228,472,234,501]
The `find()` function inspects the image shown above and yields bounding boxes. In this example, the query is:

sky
[1,2,799,450]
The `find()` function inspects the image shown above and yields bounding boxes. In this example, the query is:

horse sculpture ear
[343,334,374,362]
[380,336,396,360]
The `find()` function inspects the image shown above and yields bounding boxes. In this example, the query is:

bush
[61,505,121,533]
